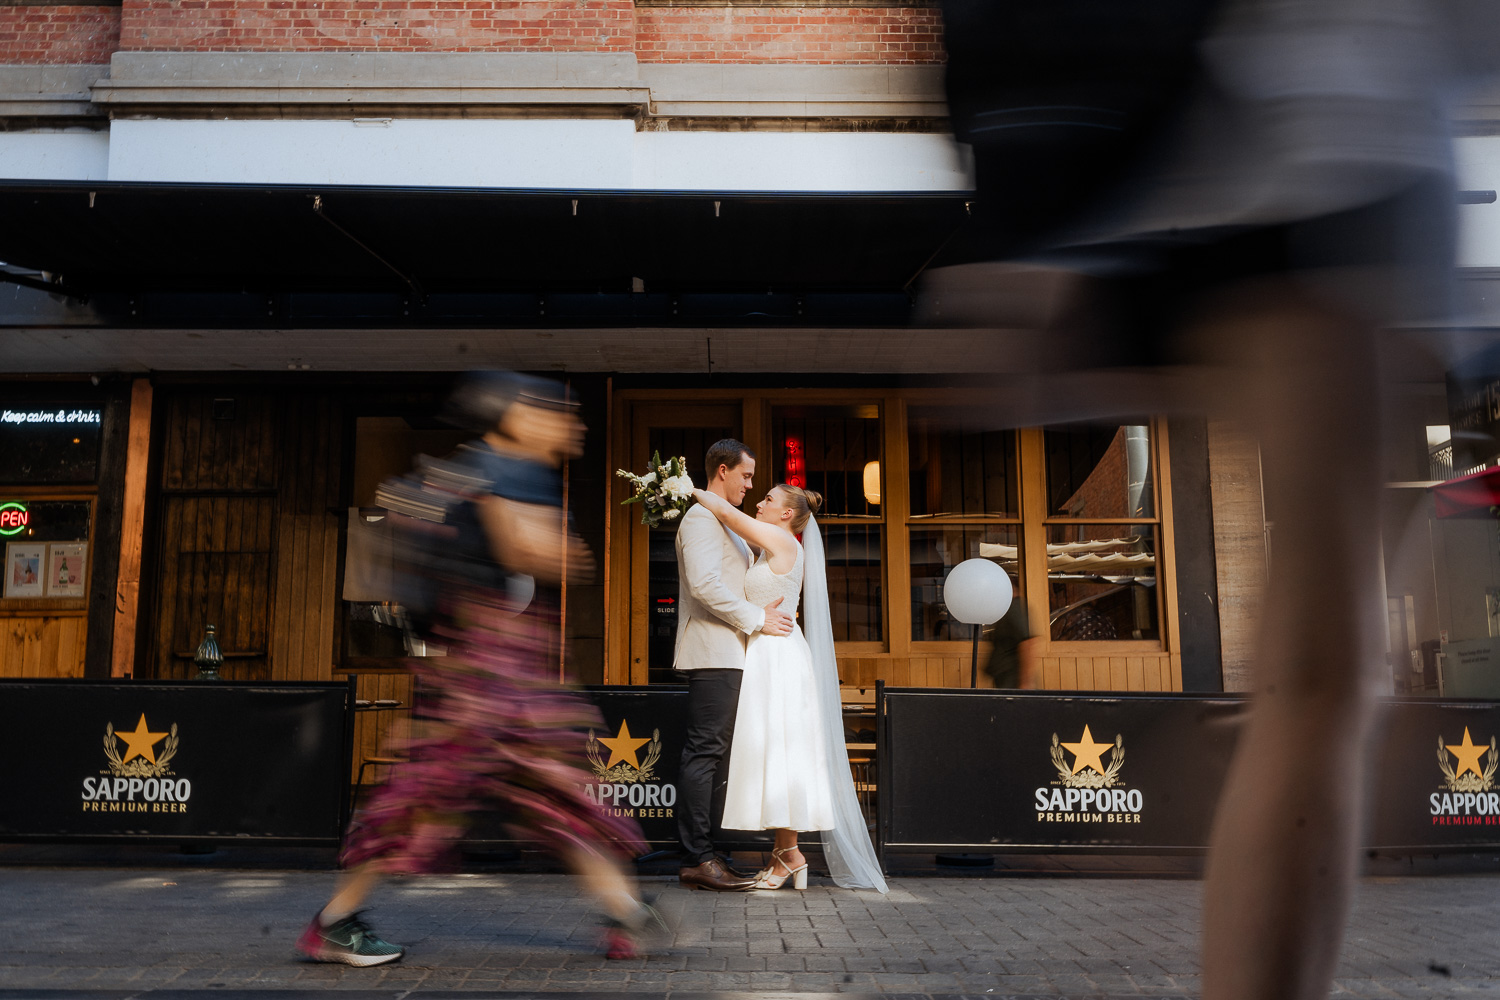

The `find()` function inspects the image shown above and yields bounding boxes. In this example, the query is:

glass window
[909,524,1020,642]
[823,524,883,642]
[1044,422,1154,518]
[771,405,881,518]
[907,408,1018,517]
[772,404,884,641]
[0,403,102,484]
[1046,524,1158,641]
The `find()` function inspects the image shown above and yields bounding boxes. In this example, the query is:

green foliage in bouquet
[616,451,695,527]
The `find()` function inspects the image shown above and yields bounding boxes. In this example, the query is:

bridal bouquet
[617,451,695,527]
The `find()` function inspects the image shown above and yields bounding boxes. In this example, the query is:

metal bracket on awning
[0,268,86,303]
[310,194,424,298]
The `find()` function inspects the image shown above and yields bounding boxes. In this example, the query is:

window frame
[607,388,1181,685]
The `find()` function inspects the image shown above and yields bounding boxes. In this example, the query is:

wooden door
[148,393,280,680]
[624,403,741,685]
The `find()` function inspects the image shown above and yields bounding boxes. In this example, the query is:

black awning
[0,181,972,299]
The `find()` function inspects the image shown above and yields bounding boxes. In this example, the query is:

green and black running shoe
[295,911,405,967]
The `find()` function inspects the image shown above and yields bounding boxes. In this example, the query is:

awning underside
[0,182,973,327]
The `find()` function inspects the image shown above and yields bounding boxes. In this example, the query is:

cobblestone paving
[2,869,1499,997]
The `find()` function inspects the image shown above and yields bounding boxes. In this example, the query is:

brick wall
[0,6,120,63]
[0,2,944,64]
[636,7,942,63]
[118,0,636,52]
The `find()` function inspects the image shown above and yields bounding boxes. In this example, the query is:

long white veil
[802,516,888,892]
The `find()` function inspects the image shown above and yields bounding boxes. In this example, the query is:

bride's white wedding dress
[722,543,837,832]
[719,518,888,892]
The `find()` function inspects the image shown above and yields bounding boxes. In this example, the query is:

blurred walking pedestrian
[939,2,1499,998]
[295,371,660,967]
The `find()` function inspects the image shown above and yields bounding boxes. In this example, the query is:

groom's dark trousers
[678,668,743,865]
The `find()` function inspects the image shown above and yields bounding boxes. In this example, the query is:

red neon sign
[0,503,27,536]
[783,437,805,488]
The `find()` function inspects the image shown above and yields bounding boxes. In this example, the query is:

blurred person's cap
[442,371,577,433]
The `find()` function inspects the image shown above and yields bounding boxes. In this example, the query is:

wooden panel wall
[1037,652,1181,692]
[1207,420,1266,693]
[0,616,87,677]
[268,395,343,682]
[838,654,991,691]
[837,651,1182,692]
[149,391,343,684]
[349,672,416,783]
[153,495,276,680]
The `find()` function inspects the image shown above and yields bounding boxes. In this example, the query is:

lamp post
[942,558,1013,687]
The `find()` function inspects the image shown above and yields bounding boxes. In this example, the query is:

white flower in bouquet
[661,474,694,500]
[616,451,695,527]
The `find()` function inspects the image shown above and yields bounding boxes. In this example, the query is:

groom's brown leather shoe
[716,856,757,880]
[679,859,756,892]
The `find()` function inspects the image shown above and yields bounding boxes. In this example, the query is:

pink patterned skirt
[340,589,644,873]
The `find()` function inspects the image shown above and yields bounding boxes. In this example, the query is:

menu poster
[46,542,87,597]
[5,542,45,598]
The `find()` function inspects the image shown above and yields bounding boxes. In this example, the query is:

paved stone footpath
[2,868,1498,998]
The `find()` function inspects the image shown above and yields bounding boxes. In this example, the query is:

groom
[674,438,794,891]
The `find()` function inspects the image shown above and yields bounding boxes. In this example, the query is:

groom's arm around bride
[674,438,792,892]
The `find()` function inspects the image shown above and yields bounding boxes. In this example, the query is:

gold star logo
[596,720,651,771]
[1062,724,1114,775]
[115,714,169,765]
[1446,727,1490,779]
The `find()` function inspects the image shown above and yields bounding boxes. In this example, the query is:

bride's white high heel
[754,847,808,890]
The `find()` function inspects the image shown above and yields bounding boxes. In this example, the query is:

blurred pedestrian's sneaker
[295,911,404,967]
[601,898,671,959]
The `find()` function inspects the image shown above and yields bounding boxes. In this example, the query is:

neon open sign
[0,502,28,536]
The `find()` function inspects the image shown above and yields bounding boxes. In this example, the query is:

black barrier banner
[880,689,1500,853]
[466,685,692,848]
[579,686,689,845]
[466,685,771,851]
[0,680,352,843]
[1371,699,1500,849]
[880,689,1245,851]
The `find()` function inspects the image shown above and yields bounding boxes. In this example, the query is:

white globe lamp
[943,558,1014,687]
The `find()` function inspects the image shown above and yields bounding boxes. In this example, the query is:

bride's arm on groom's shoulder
[690,489,797,564]
[677,505,763,635]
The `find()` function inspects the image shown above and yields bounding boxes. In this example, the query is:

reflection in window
[823,524,883,642]
[908,409,1018,517]
[1046,525,1158,641]
[909,524,1020,641]
[1044,423,1153,518]
[771,405,881,518]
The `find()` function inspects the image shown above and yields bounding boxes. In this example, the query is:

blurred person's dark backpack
[942,0,1222,257]
[373,444,501,638]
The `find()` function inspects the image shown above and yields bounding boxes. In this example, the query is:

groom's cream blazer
[673,502,763,671]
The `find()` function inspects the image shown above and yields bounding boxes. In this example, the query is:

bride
[690,484,888,893]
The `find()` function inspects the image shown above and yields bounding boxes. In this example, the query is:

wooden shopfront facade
[606,386,1236,696]
[2,374,1246,695]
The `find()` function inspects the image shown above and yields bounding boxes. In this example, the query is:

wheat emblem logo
[1051,730,1125,789]
[587,724,662,783]
[1438,730,1497,793]
[103,719,179,778]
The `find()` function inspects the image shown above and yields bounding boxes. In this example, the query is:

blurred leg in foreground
[938,1,1490,996]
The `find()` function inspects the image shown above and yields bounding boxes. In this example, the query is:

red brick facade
[118,0,635,53]
[0,6,120,63]
[635,7,942,64]
[2,2,941,63]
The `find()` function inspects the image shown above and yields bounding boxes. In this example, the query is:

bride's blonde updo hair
[775,484,824,534]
